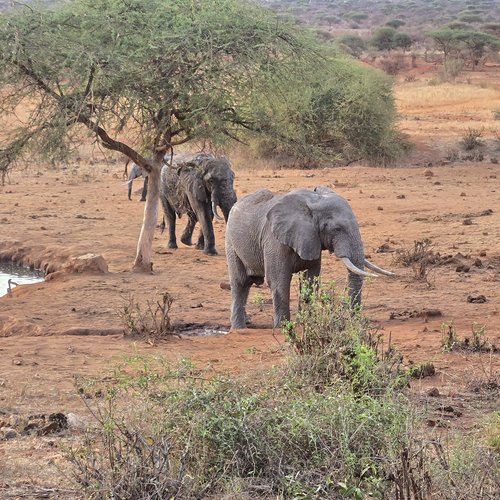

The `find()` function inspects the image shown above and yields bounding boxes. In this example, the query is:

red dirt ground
[0,67,499,496]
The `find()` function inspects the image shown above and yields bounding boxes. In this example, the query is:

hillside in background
[264,0,499,40]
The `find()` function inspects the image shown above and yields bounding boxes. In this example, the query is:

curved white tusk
[211,199,223,221]
[364,259,396,277]
[340,257,378,278]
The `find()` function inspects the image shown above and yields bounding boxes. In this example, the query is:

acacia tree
[0,0,323,271]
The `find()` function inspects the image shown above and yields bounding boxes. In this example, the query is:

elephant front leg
[198,212,217,256]
[266,268,293,329]
[186,194,217,255]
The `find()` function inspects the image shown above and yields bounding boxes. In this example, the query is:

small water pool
[0,261,45,297]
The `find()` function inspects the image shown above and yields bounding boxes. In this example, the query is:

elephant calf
[225,186,395,329]
[126,161,148,201]
[160,154,237,256]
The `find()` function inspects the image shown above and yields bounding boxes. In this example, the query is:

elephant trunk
[333,234,368,308]
[128,178,133,201]
[212,186,237,223]
[128,164,140,201]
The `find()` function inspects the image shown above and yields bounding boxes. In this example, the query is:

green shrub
[461,127,484,150]
[283,277,407,392]
[69,281,499,499]
[253,56,408,166]
[336,34,367,57]
[385,19,406,29]
[458,13,483,23]
[443,57,464,80]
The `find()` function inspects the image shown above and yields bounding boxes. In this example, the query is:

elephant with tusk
[160,154,237,256]
[125,160,149,201]
[225,186,395,329]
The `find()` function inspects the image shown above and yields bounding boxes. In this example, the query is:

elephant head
[266,186,393,306]
[127,162,148,201]
[201,158,237,222]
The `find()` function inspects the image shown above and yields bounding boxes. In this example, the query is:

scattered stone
[369,194,375,199]
[433,181,441,185]
[376,243,393,253]
[67,413,85,430]
[220,282,231,291]
[455,265,470,273]
[440,405,462,417]
[191,303,203,309]
[424,169,434,177]
[421,309,443,319]
[462,218,472,225]
[467,294,487,304]
[38,413,68,436]
[473,259,483,268]
[80,199,86,204]
[410,362,436,378]
[377,206,383,211]
[1,428,18,440]
[63,254,108,274]
[460,192,466,197]
[427,387,440,397]
[396,194,406,199]
[479,251,487,257]
[426,419,449,428]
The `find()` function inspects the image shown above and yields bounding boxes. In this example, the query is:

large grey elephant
[225,186,394,329]
[160,154,237,256]
[126,161,148,201]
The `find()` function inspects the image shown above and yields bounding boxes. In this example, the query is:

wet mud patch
[175,323,229,337]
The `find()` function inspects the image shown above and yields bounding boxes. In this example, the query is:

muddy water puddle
[176,323,229,337]
[0,261,44,297]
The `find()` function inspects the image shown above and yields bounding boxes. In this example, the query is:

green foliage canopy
[370,27,413,51]
[428,28,500,67]
[0,0,326,171]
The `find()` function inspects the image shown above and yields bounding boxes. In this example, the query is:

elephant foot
[167,242,178,249]
[181,236,193,246]
[203,247,218,256]
[231,320,248,330]
[140,198,147,202]
[245,313,252,325]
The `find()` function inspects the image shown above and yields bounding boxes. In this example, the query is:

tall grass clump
[68,282,499,499]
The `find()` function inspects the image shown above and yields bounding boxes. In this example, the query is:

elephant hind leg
[195,231,205,251]
[227,248,252,329]
[181,214,197,246]
[161,199,178,249]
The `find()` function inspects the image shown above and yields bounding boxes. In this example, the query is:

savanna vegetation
[69,282,499,498]
[0,1,499,498]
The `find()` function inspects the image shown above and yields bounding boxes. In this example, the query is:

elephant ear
[179,167,208,202]
[267,193,321,261]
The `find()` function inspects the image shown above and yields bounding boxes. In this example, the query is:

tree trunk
[133,152,164,272]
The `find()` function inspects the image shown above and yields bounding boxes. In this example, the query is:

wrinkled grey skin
[160,154,237,256]
[225,186,367,329]
[127,162,148,201]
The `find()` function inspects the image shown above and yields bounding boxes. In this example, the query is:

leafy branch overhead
[0,0,314,167]
[0,0,402,173]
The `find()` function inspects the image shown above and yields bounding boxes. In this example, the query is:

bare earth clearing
[0,66,499,496]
